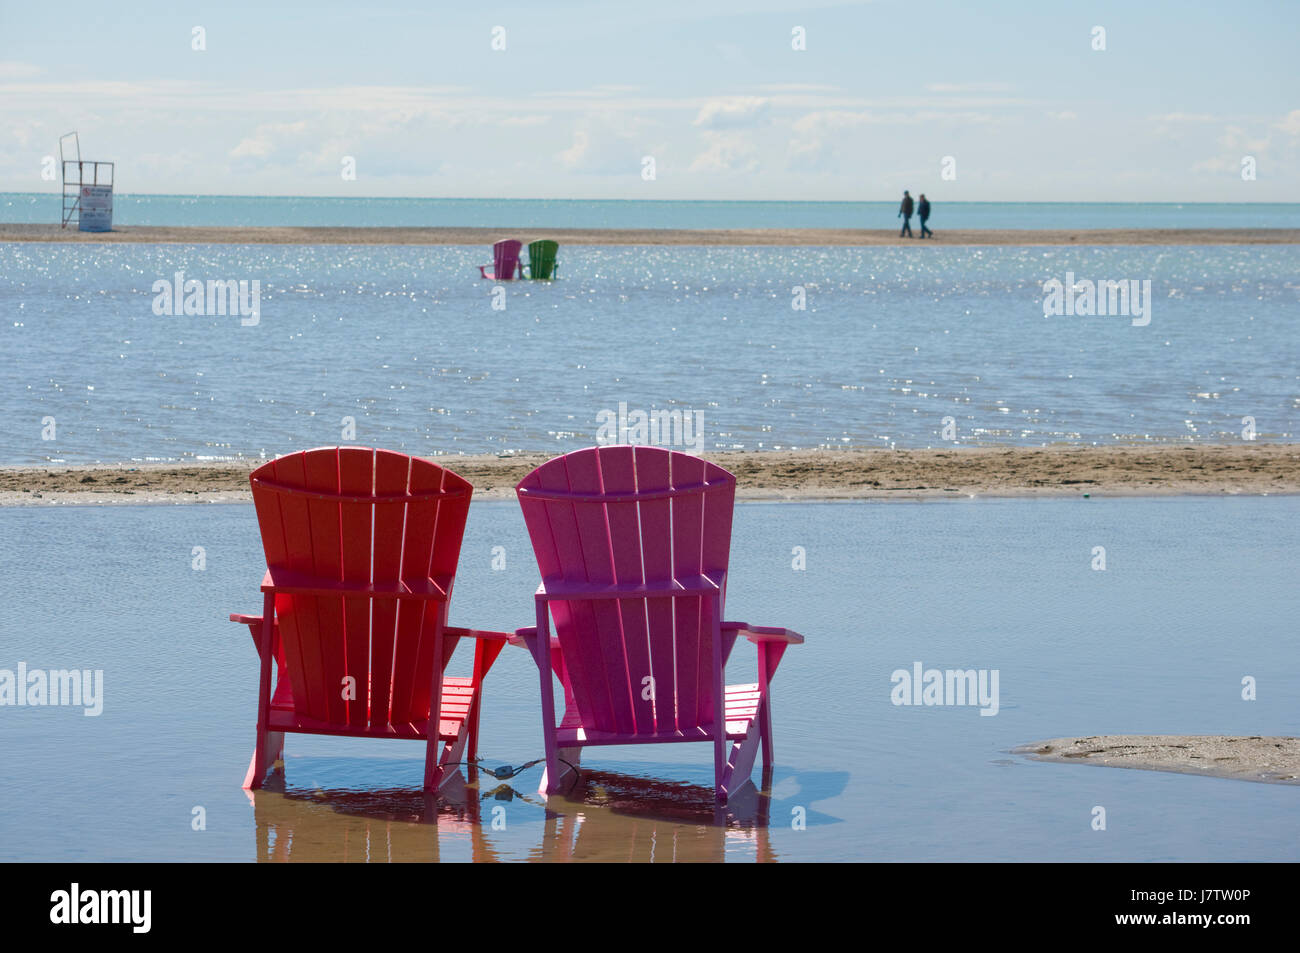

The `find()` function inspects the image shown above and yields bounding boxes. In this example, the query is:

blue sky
[2,0,1297,200]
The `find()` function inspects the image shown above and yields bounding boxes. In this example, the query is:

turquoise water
[0,497,1296,861]
[5,194,1300,230]
[2,243,1296,464]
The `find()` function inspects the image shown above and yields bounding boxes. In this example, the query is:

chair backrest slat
[367,450,410,728]
[668,452,708,730]
[600,446,657,735]
[249,447,471,732]
[528,239,558,279]
[494,239,522,278]
[391,458,448,727]
[303,449,347,726]
[566,448,637,736]
[338,447,376,729]
[517,446,735,736]
[259,452,319,721]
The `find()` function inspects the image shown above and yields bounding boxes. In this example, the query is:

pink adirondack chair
[478,239,523,280]
[512,446,804,803]
[229,447,511,791]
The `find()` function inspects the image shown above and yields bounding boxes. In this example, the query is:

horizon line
[2,192,1296,206]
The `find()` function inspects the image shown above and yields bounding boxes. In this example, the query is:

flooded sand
[1,497,1296,862]
[1018,736,1300,785]
[5,223,1300,245]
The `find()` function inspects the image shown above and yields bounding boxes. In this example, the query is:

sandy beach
[1018,736,1300,785]
[2,444,1295,505]
[3,223,1299,246]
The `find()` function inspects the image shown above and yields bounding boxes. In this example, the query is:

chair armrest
[722,621,805,645]
[508,626,565,649]
[229,613,261,625]
[445,626,513,642]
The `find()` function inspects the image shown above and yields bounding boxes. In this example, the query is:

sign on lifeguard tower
[59,133,114,232]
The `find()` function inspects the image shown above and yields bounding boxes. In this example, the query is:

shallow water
[0,497,1296,862]
[3,243,1296,463]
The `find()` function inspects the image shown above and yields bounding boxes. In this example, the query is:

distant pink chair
[478,239,523,280]
[230,447,511,791]
[512,446,804,802]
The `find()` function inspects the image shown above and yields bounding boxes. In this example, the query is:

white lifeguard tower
[59,132,114,231]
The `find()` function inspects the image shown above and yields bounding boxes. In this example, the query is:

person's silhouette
[918,194,932,238]
[898,190,914,238]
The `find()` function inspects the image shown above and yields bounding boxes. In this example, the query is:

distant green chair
[525,240,559,280]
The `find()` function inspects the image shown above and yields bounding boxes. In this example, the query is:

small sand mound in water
[1017,735,1300,784]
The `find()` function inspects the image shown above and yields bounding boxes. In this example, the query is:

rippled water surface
[2,243,1296,463]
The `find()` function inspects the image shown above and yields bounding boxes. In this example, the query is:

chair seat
[268,676,476,742]
[555,683,761,746]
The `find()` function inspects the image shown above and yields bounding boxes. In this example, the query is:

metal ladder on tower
[59,132,114,229]
[60,133,81,228]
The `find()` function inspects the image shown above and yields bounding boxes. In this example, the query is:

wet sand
[1,444,1296,505]
[3,223,1299,246]
[1018,736,1300,785]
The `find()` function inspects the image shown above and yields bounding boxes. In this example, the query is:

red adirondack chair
[478,239,523,280]
[230,447,510,791]
[512,446,804,802]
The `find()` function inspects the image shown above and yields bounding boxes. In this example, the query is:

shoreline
[1017,736,1300,785]
[1,444,1296,505]
[3,224,1299,246]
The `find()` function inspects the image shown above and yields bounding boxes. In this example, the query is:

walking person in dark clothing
[898,190,914,237]
[918,193,933,238]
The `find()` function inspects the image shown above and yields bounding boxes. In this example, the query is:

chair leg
[246,593,281,790]
[721,726,762,796]
[427,725,469,791]
[541,746,581,793]
[465,637,505,765]
[710,602,727,802]
[714,735,728,802]
[466,692,482,765]
[759,643,776,770]
[422,623,449,791]
[759,694,774,770]
[243,728,284,789]
[539,728,562,795]
[243,749,262,790]
[532,603,566,796]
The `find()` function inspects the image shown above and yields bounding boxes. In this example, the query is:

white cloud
[1148,112,1217,123]
[0,61,42,79]
[229,121,310,161]
[556,129,593,168]
[1218,124,1270,154]
[925,82,1012,94]
[554,114,654,175]
[689,131,758,174]
[756,83,841,93]
[1191,156,1237,173]
[1273,110,1300,136]
[497,115,551,127]
[693,97,770,129]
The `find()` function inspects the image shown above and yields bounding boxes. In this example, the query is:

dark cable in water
[443,757,581,787]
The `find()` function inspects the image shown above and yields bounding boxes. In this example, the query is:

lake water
[3,243,1296,464]
[5,194,1300,230]
[0,497,1296,862]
